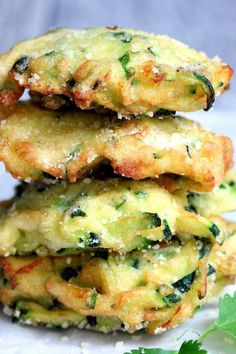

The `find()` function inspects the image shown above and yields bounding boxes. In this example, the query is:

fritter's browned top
[0,102,232,191]
[0,28,233,114]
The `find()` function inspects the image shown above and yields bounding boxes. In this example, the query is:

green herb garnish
[125,293,236,354]
[124,340,207,354]
[202,292,236,339]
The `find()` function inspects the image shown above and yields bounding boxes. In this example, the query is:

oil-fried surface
[0,178,224,256]
[210,218,236,277]
[0,28,233,114]
[0,102,232,191]
[1,219,235,333]
[0,238,212,333]
[174,169,236,216]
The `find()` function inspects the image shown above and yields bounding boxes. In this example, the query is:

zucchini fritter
[210,218,236,277]
[0,238,212,333]
[174,169,236,216]
[1,220,235,334]
[0,102,232,191]
[0,28,232,114]
[0,178,224,256]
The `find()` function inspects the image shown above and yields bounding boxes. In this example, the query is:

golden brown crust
[3,217,236,334]
[0,28,233,114]
[0,238,211,333]
[0,102,233,191]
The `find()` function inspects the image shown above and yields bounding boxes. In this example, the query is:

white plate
[0,109,236,354]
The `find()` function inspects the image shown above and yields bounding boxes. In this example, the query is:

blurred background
[0,0,235,109]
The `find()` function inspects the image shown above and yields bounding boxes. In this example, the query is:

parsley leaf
[179,340,207,354]
[124,340,207,354]
[201,292,236,339]
[124,293,236,354]
[123,348,176,354]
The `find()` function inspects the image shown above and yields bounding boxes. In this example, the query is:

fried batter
[1,219,235,333]
[174,169,236,216]
[210,218,236,277]
[0,238,212,333]
[0,102,232,191]
[0,28,233,114]
[0,178,224,256]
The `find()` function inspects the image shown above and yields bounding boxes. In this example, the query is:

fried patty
[1,219,235,334]
[210,218,236,277]
[0,178,224,256]
[174,169,236,216]
[0,28,233,114]
[0,102,232,191]
[0,237,212,333]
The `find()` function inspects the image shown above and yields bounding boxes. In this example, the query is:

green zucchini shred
[86,292,97,309]
[163,293,181,307]
[163,219,172,239]
[172,270,196,293]
[112,31,133,43]
[193,71,215,111]
[209,223,220,237]
[70,205,87,218]
[119,52,132,79]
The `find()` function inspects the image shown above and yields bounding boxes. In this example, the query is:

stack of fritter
[0,27,235,335]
